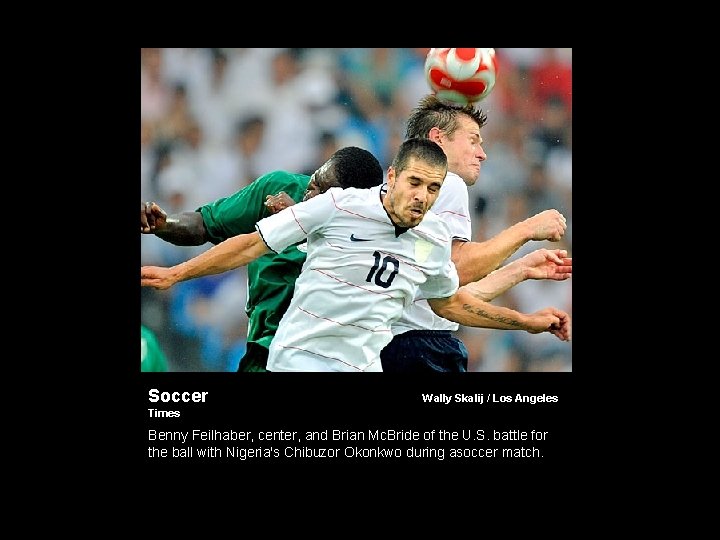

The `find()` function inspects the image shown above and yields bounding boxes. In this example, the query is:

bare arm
[428,288,571,341]
[141,231,270,290]
[140,202,208,246]
[452,210,567,285]
[462,248,572,302]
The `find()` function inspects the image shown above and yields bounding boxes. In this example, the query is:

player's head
[303,146,383,201]
[405,94,488,186]
[384,138,448,228]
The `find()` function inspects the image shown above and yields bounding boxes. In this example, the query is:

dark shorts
[237,342,270,372]
[380,330,468,373]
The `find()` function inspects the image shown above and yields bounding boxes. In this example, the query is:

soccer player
[380,95,570,372]
[141,138,571,372]
[141,146,384,372]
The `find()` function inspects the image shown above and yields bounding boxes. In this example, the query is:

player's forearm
[452,221,533,285]
[154,212,208,246]
[171,232,269,284]
[461,261,526,302]
[428,289,530,331]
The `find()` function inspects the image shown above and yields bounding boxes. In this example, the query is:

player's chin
[465,173,480,186]
[404,217,422,227]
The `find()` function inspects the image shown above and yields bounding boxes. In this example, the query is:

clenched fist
[525,209,567,242]
[264,192,296,214]
[141,201,167,233]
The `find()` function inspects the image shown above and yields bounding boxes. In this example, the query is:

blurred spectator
[187,49,242,149]
[155,83,197,146]
[141,48,171,124]
[545,125,572,205]
[158,120,246,212]
[141,120,157,202]
[527,96,571,163]
[525,163,568,219]
[252,49,323,174]
[335,48,417,164]
[529,48,572,116]
[232,115,266,186]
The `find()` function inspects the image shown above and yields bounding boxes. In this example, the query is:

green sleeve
[198,171,310,244]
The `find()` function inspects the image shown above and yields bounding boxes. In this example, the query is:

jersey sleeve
[419,258,460,300]
[198,171,309,244]
[431,174,472,241]
[255,188,339,253]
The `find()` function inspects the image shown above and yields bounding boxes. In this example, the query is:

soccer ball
[424,48,498,105]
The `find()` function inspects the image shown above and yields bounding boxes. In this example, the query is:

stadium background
[140,48,572,372]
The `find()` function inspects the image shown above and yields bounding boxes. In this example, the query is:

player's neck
[380,191,411,236]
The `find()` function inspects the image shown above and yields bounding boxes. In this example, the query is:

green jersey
[198,171,310,353]
[141,325,169,372]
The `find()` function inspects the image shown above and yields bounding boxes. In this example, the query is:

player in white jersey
[141,138,571,371]
[381,95,570,372]
[259,181,457,371]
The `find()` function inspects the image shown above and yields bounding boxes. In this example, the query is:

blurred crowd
[140,47,572,372]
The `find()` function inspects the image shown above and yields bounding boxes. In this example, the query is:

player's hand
[525,308,571,341]
[524,209,567,242]
[141,201,168,233]
[141,266,176,290]
[519,249,572,281]
[264,192,296,214]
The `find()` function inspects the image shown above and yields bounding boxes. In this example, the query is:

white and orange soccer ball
[424,48,498,105]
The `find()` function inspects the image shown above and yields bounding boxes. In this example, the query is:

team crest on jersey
[296,242,308,253]
[414,239,433,263]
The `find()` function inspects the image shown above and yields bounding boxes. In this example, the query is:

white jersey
[391,171,471,335]
[256,185,459,372]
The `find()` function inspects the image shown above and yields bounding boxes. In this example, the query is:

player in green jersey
[141,146,384,372]
[141,325,169,372]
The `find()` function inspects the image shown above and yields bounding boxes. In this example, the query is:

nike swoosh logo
[350,234,372,242]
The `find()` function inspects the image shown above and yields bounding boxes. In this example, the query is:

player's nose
[413,189,427,203]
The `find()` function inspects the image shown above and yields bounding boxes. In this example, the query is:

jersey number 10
[366,251,400,289]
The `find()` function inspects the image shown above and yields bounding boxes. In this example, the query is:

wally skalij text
[421,393,559,404]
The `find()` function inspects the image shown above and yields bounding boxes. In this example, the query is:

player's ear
[386,166,396,187]
[428,126,443,143]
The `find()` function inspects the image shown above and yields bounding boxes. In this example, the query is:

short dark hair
[392,137,447,174]
[405,94,488,140]
[330,146,384,190]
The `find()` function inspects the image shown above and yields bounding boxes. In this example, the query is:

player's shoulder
[415,211,453,243]
[326,185,381,204]
[436,171,468,199]
[429,171,467,212]
[257,170,310,191]
[444,171,466,186]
